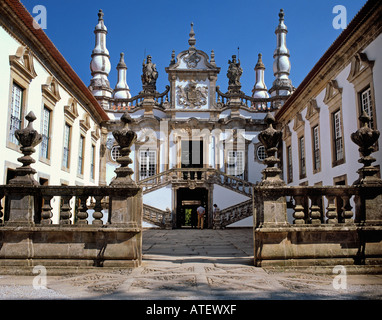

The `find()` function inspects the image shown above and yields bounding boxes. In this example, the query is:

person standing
[196,205,206,229]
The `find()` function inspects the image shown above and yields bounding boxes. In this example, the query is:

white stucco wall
[1,25,103,223]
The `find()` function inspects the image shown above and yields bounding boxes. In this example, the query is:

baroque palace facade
[0,0,381,228]
[91,7,294,228]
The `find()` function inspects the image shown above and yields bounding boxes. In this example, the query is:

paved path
[0,228,381,300]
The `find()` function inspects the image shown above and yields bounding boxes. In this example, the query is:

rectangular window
[227,150,244,179]
[40,107,51,159]
[299,137,306,178]
[139,150,156,180]
[360,87,374,129]
[287,145,293,183]
[78,135,85,175]
[90,144,95,180]
[333,110,344,162]
[62,124,71,169]
[312,125,320,172]
[9,83,24,144]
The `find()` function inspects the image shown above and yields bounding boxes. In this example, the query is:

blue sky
[23,0,367,97]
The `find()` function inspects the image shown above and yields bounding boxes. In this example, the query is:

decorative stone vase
[351,111,382,186]
[110,112,137,187]
[258,112,285,186]
[9,111,42,186]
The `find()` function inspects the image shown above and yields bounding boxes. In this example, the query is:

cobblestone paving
[0,228,381,300]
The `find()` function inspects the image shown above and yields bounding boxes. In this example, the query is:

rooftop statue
[141,55,158,91]
[227,55,243,88]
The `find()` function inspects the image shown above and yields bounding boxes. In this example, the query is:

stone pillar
[256,112,288,227]
[351,111,382,224]
[109,112,142,228]
[7,112,42,226]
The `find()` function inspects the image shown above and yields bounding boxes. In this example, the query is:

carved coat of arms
[177,81,208,108]
[184,51,201,69]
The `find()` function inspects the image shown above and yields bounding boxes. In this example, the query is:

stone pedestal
[109,190,142,228]
[6,194,35,226]
[7,112,42,226]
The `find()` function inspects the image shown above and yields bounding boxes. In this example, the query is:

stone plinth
[0,226,142,268]
[254,225,382,267]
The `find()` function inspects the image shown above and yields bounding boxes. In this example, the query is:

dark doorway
[181,140,203,180]
[176,187,208,228]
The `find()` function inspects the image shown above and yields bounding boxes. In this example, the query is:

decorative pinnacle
[279,8,284,20]
[255,53,265,69]
[117,52,127,69]
[25,111,37,123]
[188,22,196,48]
[98,9,104,21]
[264,111,276,127]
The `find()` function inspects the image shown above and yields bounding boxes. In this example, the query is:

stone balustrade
[0,111,143,271]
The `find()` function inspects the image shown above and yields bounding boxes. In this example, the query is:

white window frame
[227,150,244,179]
[9,83,23,145]
[139,150,156,180]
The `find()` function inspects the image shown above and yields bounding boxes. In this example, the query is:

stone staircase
[138,168,255,228]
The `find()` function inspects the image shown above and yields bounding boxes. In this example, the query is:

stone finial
[110,113,137,186]
[9,111,42,186]
[170,50,176,65]
[210,50,216,66]
[188,22,196,48]
[279,8,285,20]
[98,9,104,21]
[351,111,382,185]
[258,112,285,186]
[255,53,265,69]
[117,52,127,69]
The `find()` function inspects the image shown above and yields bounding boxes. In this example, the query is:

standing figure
[141,55,158,89]
[227,55,243,87]
[197,205,206,230]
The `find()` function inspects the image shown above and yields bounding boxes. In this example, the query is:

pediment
[305,98,320,121]
[347,52,374,83]
[80,113,91,133]
[293,112,305,131]
[9,46,37,83]
[64,97,79,123]
[91,124,100,141]
[42,76,61,105]
[136,128,157,144]
[167,48,219,71]
[282,123,292,140]
[323,80,342,105]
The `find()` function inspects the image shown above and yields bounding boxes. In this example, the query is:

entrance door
[176,187,208,228]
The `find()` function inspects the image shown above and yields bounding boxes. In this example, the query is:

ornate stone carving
[351,111,382,185]
[227,55,243,92]
[177,80,208,108]
[258,112,285,186]
[110,113,137,186]
[9,111,42,186]
[141,55,158,92]
[184,50,201,69]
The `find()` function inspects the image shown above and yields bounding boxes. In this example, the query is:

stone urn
[110,112,137,186]
[258,112,285,186]
[351,111,382,186]
[9,111,42,186]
